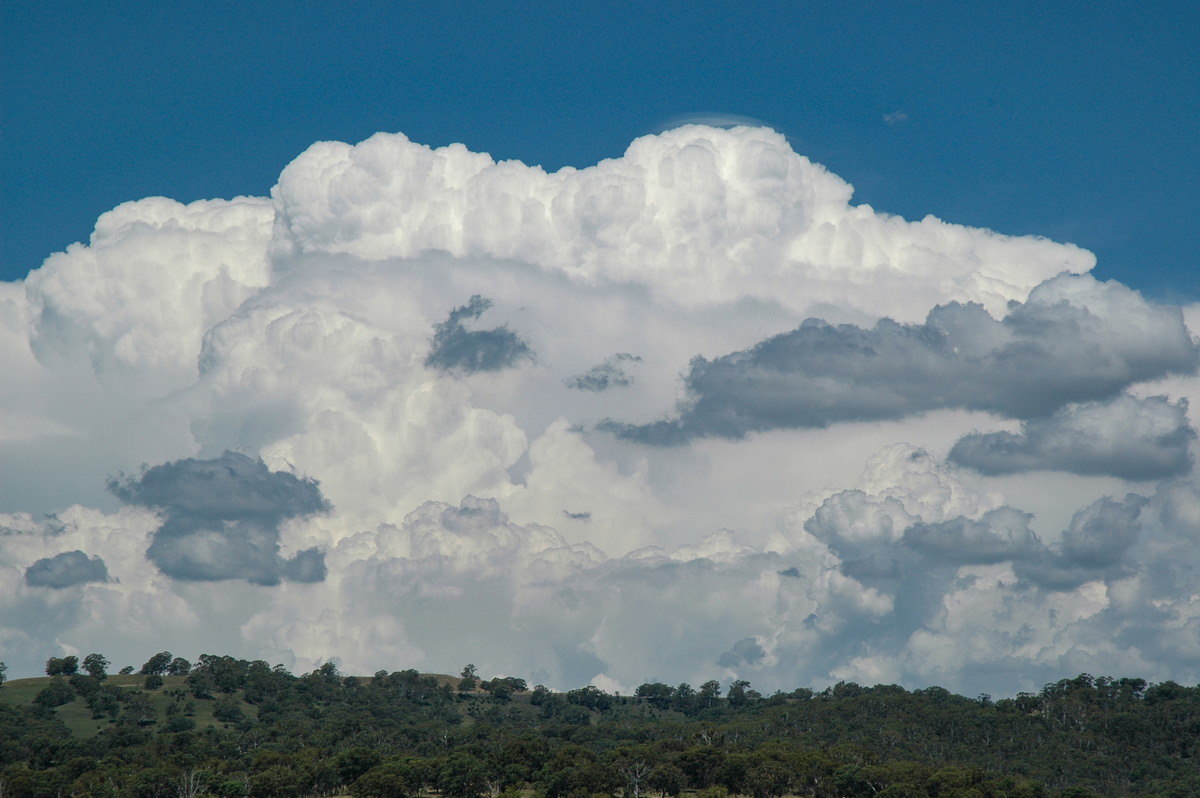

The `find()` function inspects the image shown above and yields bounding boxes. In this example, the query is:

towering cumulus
[1,126,1196,697]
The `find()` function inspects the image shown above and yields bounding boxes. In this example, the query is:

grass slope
[0,673,258,737]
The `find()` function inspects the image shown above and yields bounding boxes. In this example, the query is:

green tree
[566,684,613,711]
[140,651,173,675]
[458,663,478,692]
[649,764,685,798]
[249,765,302,798]
[87,684,122,719]
[635,682,674,710]
[727,680,753,707]
[352,758,428,798]
[119,692,157,726]
[337,748,384,786]
[698,680,722,708]
[45,656,78,676]
[33,677,76,707]
[213,696,245,723]
[83,652,109,679]
[745,763,791,798]
[439,752,490,798]
[167,656,193,675]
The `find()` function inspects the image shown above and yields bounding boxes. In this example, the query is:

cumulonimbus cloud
[0,125,1196,697]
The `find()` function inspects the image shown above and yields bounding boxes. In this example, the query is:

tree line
[0,654,1197,797]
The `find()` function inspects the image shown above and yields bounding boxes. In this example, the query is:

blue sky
[3,1,1197,297]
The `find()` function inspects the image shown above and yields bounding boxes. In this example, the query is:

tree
[140,651,173,676]
[168,657,193,676]
[618,759,653,798]
[485,680,513,702]
[177,769,206,798]
[439,752,489,798]
[635,682,674,710]
[458,664,478,692]
[698,680,722,708]
[649,764,685,798]
[674,683,697,713]
[83,652,109,679]
[0,660,6,688]
[727,680,751,707]
[567,685,613,711]
[33,678,76,707]
[352,758,427,798]
[213,696,245,723]
[119,692,157,726]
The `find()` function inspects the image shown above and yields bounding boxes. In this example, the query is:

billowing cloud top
[0,125,1197,698]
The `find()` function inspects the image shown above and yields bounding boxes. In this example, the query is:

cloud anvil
[1,125,1197,697]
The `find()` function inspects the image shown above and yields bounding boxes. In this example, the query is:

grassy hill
[0,671,540,739]
[0,672,257,737]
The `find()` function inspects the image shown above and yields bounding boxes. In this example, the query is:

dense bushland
[0,654,1196,797]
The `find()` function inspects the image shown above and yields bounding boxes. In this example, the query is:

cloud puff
[1014,494,1147,589]
[272,126,1093,321]
[24,550,110,588]
[950,395,1195,480]
[718,636,767,667]
[108,451,330,585]
[566,353,641,392]
[25,196,272,387]
[603,274,1198,444]
[902,507,1041,565]
[425,295,533,373]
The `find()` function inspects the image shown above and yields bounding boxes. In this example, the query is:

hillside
[1,658,1198,797]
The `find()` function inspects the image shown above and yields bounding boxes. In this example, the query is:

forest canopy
[0,654,1195,797]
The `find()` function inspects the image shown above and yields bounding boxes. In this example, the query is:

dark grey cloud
[902,507,1041,565]
[718,637,766,667]
[1015,494,1146,589]
[565,353,642,392]
[425,295,532,373]
[281,547,328,583]
[563,510,591,521]
[24,550,110,588]
[601,275,1198,445]
[108,451,330,585]
[1058,494,1146,568]
[950,395,1194,480]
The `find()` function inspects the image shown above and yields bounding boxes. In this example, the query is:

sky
[0,2,1198,696]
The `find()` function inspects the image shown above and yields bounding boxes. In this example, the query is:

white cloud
[271,126,1092,321]
[0,126,1196,698]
